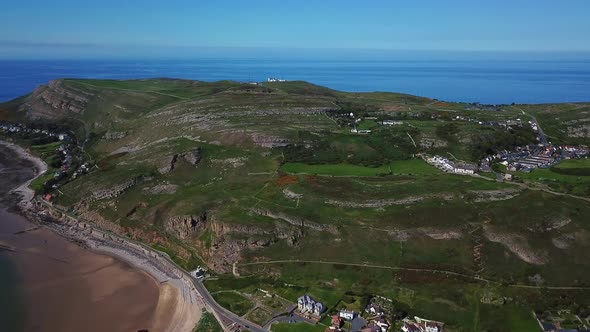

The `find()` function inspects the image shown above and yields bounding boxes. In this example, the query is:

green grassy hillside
[2,78,590,331]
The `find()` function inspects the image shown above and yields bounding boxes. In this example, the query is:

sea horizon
[1,56,590,105]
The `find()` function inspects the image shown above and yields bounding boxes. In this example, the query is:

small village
[486,144,589,173]
[0,121,70,141]
[329,110,588,180]
[284,293,445,332]
[0,121,90,196]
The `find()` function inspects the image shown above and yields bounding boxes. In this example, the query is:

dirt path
[470,173,590,203]
[238,259,590,290]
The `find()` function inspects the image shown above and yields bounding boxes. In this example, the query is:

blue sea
[1,58,590,104]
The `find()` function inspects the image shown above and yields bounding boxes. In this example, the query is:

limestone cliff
[20,80,93,119]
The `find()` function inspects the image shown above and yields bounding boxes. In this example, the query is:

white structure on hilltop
[297,295,326,316]
[267,77,287,82]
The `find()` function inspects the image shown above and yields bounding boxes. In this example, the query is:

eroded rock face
[91,178,138,201]
[182,147,202,166]
[201,218,305,273]
[483,225,547,265]
[250,208,339,234]
[157,154,178,174]
[20,80,93,119]
[165,212,207,240]
[157,147,202,174]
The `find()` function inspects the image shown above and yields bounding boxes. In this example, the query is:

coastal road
[192,279,267,332]
[512,106,549,144]
[37,199,267,332]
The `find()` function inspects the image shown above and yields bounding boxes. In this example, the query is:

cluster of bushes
[469,127,536,160]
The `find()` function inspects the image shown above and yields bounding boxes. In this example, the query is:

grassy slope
[271,323,326,332]
[503,159,590,196]
[211,292,254,316]
[3,79,590,331]
[193,311,224,332]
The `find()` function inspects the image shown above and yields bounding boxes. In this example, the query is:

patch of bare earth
[469,189,521,202]
[388,227,462,241]
[483,225,547,265]
[325,193,454,208]
[144,183,179,195]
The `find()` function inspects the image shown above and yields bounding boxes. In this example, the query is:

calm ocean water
[1,58,590,104]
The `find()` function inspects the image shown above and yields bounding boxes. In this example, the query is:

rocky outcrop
[468,189,520,202]
[157,154,178,174]
[143,183,179,195]
[388,227,462,241]
[20,80,93,119]
[326,193,455,208]
[210,219,302,241]
[157,147,202,174]
[90,178,138,201]
[103,131,127,140]
[165,212,207,240]
[182,147,202,166]
[483,225,547,265]
[200,218,305,273]
[250,208,338,234]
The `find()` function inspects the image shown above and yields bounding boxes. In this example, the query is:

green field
[505,158,590,195]
[211,292,254,316]
[281,159,440,177]
[281,162,392,176]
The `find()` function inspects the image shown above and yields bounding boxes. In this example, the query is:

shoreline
[0,140,48,210]
[0,139,204,332]
[32,210,204,332]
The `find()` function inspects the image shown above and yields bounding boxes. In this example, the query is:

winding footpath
[238,259,590,291]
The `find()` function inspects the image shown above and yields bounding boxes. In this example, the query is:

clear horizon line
[2,40,590,54]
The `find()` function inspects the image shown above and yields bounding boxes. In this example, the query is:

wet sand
[1,210,161,332]
[0,141,200,332]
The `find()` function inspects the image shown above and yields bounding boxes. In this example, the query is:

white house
[454,166,475,174]
[373,318,389,332]
[382,120,403,126]
[339,310,356,320]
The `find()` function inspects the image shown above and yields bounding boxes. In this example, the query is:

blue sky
[1,0,590,58]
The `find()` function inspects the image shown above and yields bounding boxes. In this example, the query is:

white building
[297,295,326,316]
[339,310,356,320]
[382,120,403,126]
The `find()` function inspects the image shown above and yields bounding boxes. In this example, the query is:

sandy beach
[0,141,203,332]
[0,141,48,210]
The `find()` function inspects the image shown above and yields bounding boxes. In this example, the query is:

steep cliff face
[165,212,208,240]
[19,80,93,119]
[201,218,304,273]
